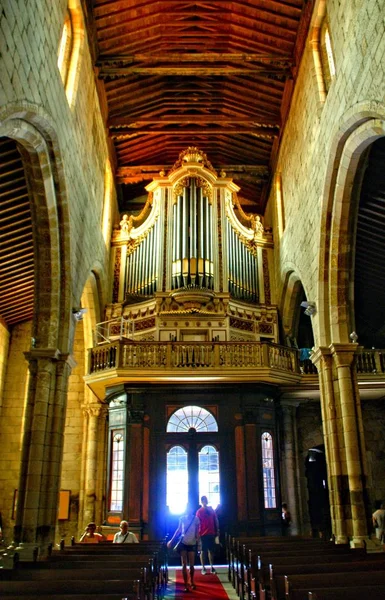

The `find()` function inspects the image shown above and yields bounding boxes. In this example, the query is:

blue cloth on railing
[299,348,312,361]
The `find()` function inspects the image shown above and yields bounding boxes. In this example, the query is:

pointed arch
[318,103,385,345]
[0,105,72,351]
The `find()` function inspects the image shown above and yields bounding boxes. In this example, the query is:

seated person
[113,520,139,543]
[79,522,106,543]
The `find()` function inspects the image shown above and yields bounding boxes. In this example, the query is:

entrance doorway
[164,406,221,537]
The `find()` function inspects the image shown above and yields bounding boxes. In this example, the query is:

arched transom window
[167,406,218,432]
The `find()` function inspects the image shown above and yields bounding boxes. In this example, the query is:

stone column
[313,344,369,547]
[281,402,300,535]
[331,343,368,547]
[14,349,75,558]
[81,403,106,528]
[313,346,348,544]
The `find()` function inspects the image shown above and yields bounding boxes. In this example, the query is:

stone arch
[80,270,103,352]
[0,104,72,352]
[318,102,385,346]
[280,266,315,345]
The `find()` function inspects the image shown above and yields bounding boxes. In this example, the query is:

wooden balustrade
[88,341,299,375]
[88,342,385,383]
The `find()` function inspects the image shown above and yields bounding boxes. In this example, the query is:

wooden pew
[234,540,352,599]
[0,578,145,597]
[0,539,169,600]
[52,540,168,598]
[282,570,385,600]
[306,586,385,600]
[263,556,385,600]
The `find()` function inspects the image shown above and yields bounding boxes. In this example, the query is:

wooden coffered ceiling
[86,0,315,213]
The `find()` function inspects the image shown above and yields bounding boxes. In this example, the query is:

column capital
[24,348,61,361]
[24,349,77,369]
[310,345,332,365]
[82,402,108,418]
[329,342,358,367]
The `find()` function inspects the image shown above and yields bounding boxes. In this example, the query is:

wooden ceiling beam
[99,66,291,77]
[98,53,292,64]
[109,117,280,127]
[110,127,278,139]
[116,164,269,184]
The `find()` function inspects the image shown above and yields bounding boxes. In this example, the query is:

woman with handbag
[167,504,200,592]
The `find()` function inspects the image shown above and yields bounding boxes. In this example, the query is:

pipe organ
[226,219,258,302]
[125,218,160,296]
[172,177,213,290]
[110,147,276,343]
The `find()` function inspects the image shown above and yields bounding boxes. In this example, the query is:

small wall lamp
[300,301,316,316]
[72,308,87,321]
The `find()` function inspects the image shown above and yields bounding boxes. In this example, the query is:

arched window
[102,159,114,244]
[262,432,276,508]
[320,22,336,92]
[57,3,84,107]
[109,431,124,512]
[167,446,188,514]
[57,11,73,86]
[166,406,218,432]
[199,445,220,508]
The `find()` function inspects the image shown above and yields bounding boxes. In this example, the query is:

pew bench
[0,578,145,597]
[261,557,385,600]
[306,586,385,600]
[233,543,354,598]
[282,570,385,600]
[0,595,136,600]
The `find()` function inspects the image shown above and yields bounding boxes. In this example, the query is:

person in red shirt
[196,496,219,574]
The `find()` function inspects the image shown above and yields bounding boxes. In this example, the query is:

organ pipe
[226,219,258,302]
[125,221,159,297]
[171,178,213,290]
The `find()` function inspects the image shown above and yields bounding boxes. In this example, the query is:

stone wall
[0,0,115,542]
[362,399,385,511]
[268,0,385,346]
[0,322,31,541]
[58,320,86,542]
[0,320,10,414]
[0,0,115,306]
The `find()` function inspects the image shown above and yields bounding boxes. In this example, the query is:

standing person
[196,496,219,574]
[372,502,385,542]
[167,504,200,592]
[113,520,139,543]
[282,503,292,535]
[79,522,106,543]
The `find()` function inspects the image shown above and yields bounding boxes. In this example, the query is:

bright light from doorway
[167,446,188,514]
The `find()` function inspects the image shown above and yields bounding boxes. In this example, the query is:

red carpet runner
[174,567,230,598]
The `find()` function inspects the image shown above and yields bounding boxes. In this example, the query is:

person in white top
[372,502,385,542]
[113,520,139,543]
[167,504,200,592]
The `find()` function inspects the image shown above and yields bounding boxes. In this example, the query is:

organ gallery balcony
[84,339,385,400]
[85,340,301,397]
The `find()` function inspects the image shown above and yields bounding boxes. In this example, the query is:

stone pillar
[81,403,107,528]
[14,349,75,559]
[312,344,369,547]
[281,403,300,534]
[313,346,347,544]
[331,343,368,547]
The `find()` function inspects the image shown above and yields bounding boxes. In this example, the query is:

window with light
[199,445,220,509]
[166,405,218,432]
[167,445,188,514]
[109,431,124,512]
[320,22,336,92]
[262,431,276,508]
